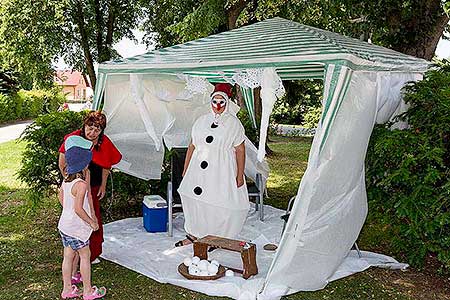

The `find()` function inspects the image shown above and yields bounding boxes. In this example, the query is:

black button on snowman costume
[178,83,250,239]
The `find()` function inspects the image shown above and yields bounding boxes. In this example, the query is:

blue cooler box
[143,195,168,232]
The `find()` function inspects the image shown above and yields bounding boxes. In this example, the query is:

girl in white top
[58,136,106,300]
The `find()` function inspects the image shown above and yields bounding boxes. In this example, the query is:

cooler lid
[143,195,167,208]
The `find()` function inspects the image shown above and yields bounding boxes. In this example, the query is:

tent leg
[257,173,264,221]
[354,242,362,258]
[167,181,173,237]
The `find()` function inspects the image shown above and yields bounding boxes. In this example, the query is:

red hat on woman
[211,83,233,101]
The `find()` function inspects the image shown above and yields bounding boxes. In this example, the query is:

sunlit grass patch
[0,134,438,299]
[0,140,27,189]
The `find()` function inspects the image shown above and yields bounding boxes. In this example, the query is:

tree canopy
[0,0,142,89]
[141,0,449,60]
[0,0,448,89]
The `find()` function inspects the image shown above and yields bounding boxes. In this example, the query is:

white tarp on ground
[101,203,407,300]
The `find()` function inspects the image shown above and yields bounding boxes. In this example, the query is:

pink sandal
[71,272,83,285]
[83,286,106,299]
[61,285,80,299]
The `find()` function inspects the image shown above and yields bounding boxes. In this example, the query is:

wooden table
[193,235,258,279]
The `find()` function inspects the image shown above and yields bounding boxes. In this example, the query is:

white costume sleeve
[233,119,246,147]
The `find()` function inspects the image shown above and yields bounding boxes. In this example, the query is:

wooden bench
[193,235,258,279]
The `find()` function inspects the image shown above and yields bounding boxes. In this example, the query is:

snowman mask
[210,92,229,112]
[212,97,227,110]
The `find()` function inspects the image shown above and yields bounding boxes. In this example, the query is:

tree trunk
[103,5,116,62]
[387,0,449,60]
[226,0,248,29]
[399,14,449,60]
[73,1,97,90]
[235,84,245,108]
[254,87,262,126]
[93,0,104,62]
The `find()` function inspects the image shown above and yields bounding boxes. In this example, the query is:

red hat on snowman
[211,83,233,110]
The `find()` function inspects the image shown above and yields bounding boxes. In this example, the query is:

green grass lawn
[1,137,445,299]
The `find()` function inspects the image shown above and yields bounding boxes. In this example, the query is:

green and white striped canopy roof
[99,17,430,79]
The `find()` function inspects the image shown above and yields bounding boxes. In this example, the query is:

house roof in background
[55,70,91,87]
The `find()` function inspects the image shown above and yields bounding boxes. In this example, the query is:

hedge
[366,63,450,274]
[0,88,65,124]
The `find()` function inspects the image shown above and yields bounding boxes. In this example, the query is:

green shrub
[103,145,191,221]
[302,106,322,129]
[0,88,65,124]
[0,68,19,95]
[237,107,258,146]
[17,110,168,215]
[366,64,450,273]
[271,80,322,125]
[18,88,65,116]
[0,93,18,122]
[18,111,87,200]
[102,170,151,222]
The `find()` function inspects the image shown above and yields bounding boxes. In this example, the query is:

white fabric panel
[103,75,165,180]
[263,71,378,293]
[375,72,423,129]
[130,74,162,151]
[103,74,269,182]
[163,99,211,149]
[139,76,179,150]
[263,71,423,295]
[244,137,270,189]
[257,68,285,161]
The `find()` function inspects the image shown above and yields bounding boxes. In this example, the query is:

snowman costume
[178,84,250,239]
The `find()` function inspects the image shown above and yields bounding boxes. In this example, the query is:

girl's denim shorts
[59,231,90,251]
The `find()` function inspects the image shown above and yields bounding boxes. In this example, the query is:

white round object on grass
[207,264,218,275]
[188,265,200,275]
[192,256,200,265]
[225,270,234,277]
[198,260,209,271]
[211,260,219,267]
[183,257,192,267]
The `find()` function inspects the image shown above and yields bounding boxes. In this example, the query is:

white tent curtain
[103,74,270,183]
[317,65,353,153]
[261,69,422,298]
[103,74,165,179]
[375,72,423,128]
[130,74,162,151]
[98,67,423,299]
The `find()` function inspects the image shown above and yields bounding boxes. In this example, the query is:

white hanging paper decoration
[177,74,210,98]
[257,68,285,161]
[232,68,264,89]
[230,68,285,161]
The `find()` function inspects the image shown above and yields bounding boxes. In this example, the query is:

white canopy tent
[94,17,430,299]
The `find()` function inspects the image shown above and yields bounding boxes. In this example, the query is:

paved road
[0,120,33,144]
[0,103,90,144]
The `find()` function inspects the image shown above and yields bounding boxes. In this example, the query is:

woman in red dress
[59,111,122,263]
